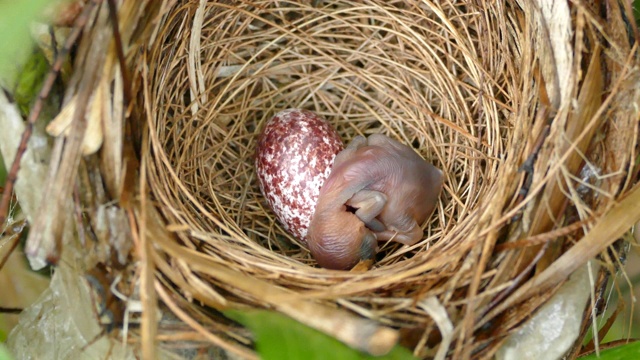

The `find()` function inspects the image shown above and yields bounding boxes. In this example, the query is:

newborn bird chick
[308,134,444,270]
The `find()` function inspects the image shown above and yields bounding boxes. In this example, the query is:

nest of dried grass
[8,0,640,359]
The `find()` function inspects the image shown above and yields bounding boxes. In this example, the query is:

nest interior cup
[146,0,507,276]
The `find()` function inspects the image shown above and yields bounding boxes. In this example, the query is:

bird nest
[7,0,640,359]
[131,0,640,357]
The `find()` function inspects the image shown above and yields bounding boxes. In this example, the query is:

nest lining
[147,0,509,277]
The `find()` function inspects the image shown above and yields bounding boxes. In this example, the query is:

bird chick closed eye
[308,134,444,270]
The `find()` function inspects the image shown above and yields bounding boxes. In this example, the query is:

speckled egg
[255,109,344,243]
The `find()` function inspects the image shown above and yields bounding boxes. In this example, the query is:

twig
[0,0,101,229]
[0,307,23,314]
[494,219,591,252]
[0,218,26,272]
[0,234,22,272]
[106,0,132,108]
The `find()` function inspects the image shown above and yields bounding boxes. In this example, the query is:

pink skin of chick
[307,134,444,270]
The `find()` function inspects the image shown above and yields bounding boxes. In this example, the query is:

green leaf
[13,50,50,116]
[226,310,416,360]
[579,341,640,360]
[0,0,50,86]
[0,343,13,360]
[0,150,5,187]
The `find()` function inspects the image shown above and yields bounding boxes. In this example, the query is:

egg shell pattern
[256,109,344,243]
